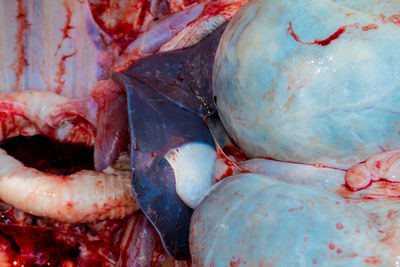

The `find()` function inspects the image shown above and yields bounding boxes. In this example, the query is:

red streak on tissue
[287,22,346,46]
[362,24,378,31]
[11,0,31,90]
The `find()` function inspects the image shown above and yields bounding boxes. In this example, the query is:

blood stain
[362,24,378,31]
[54,51,77,94]
[336,222,344,230]
[230,256,244,267]
[54,0,75,56]
[287,22,346,46]
[11,0,31,90]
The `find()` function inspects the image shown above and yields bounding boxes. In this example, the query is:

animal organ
[190,0,400,265]
[213,0,400,169]
[3,0,400,265]
[0,0,246,265]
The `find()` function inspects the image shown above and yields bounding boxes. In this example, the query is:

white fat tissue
[165,143,216,209]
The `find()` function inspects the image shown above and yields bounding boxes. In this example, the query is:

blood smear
[11,0,31,90]
[287,22,346,46]
[362,24,378,31]
[336,222,344,230]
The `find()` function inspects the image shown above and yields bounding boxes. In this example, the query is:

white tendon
[0,148,138,223]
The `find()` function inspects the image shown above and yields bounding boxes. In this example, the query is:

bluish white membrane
[165,142,217,209]
[240,158,346,192]
[213,0,400,169]
[190,173,395,266]
[196,0,400,264]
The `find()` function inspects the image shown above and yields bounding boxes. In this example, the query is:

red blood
[337,248,343,254]
[287,22,302,43]
[89,2,135,48]
[215,146,246,182]
[223,145,248,161]
[343,180,400,199]
[214,146,243,181]
[388,14,400,25]
[288,206,304,212]
[336,222,344,230]
[203,0,247,20]
[364,257,382,265]
[314,163,326,168]
[220,167,234,180]
[374,161,381,169]
[55,0,75,56]
[362,24,378,31]
[0,207,127,266]
[177,73,185,82]
[54,50,77,94]
[312,258,318,264]
[314,27,346,46]
[230,256,244,267]
[379,230,395,244]
[287,22,346,46]
[338,176,373,194]
[65,202,74,209]
[11,0,31,90]
[328,242,335,250]
[380,13,400,26]
[217,147,236,167]
[88,0,162,50]
[204,2,232,16]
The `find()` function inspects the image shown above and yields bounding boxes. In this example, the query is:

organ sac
[213,0,400,169]
[189,0,400,265]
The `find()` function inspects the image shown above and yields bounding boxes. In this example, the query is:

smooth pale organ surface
[165,142,216,209]
[213,0,400,169]
[190,173,395,266]
[240,158,346,192]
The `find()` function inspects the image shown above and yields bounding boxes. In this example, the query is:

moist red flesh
[0,135,94,175]
[88,0,150,50]
[0,205,127,266]
[0,207,185,266]
[0,135,183,265]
